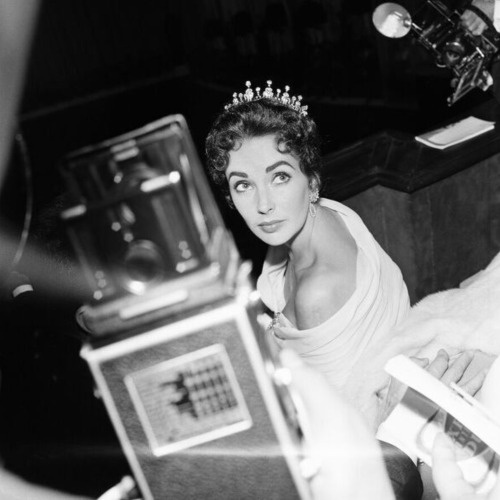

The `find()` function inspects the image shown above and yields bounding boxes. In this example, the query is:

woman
[205,82,500,500]
[205,80,410,407]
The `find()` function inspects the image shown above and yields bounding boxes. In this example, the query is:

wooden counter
[320,114,500,303]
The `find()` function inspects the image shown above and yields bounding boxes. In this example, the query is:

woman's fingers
[440,351,474,386]
[409,356,429,369]
[426,349,450,379]
[459,368,488,397]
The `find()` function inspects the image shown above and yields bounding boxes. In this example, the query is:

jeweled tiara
[224,80,308,116]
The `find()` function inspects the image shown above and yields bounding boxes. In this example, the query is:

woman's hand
[423,349,488,395]
[379,350,488,426]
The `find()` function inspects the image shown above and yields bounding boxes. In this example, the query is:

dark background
[17,0,497,211]
[11,0,499,272]
[0,0,499,497]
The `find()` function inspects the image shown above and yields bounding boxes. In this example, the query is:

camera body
[61,116,237,335]
[82,287,311,500]
[61,116,313,499]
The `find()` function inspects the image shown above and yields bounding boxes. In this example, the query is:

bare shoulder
[294,259,357,330]
[290,206,359,329]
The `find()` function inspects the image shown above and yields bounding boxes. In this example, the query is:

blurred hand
[461,0,495,35]
[432,433,500,500]
[0,467,92,500]
[280,348,395,500]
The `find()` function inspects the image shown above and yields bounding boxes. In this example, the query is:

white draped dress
[256,199,410,400]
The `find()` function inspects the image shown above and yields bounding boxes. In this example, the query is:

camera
[373,0,500,105]
[61,116,314,499]
[60,116,231,334]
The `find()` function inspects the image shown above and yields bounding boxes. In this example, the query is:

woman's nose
[257,188,275,214]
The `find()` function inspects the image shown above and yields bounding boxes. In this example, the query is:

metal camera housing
[373,0,500,105]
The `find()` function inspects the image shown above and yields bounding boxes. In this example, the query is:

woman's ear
[309,175,320,192]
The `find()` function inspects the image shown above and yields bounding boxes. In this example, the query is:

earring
[309,188,319,204]
[309,188,319,218]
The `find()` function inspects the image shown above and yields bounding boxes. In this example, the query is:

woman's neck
[285,205,322,269]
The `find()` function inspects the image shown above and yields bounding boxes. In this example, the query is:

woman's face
[225,134,312,246]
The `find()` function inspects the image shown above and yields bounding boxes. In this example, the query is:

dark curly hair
[205,98,321,204]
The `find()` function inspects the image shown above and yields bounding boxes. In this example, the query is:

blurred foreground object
[373,0,500,105]
[61,115,316,499]
[0,0,39,188]
[0,0,38,284]
[0,134,33,287]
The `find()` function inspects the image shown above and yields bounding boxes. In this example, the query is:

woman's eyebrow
[266,160,295,173]
[227,171,248,181]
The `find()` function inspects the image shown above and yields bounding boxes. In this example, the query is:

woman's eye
[233,181,250,192]
[274,172,291,184]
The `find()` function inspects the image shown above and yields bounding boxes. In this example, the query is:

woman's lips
[258,220,284,233]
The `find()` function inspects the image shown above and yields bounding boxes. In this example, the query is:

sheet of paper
[415,116,495,150]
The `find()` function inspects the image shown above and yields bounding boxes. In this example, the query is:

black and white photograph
[1,1,500,499]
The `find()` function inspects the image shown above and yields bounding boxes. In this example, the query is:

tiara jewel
[225,80,308,116]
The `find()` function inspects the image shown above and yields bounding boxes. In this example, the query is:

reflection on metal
[372,3,411,39]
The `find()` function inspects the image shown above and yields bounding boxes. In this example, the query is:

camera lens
[443,39,465,67]
[121,239,166,294]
